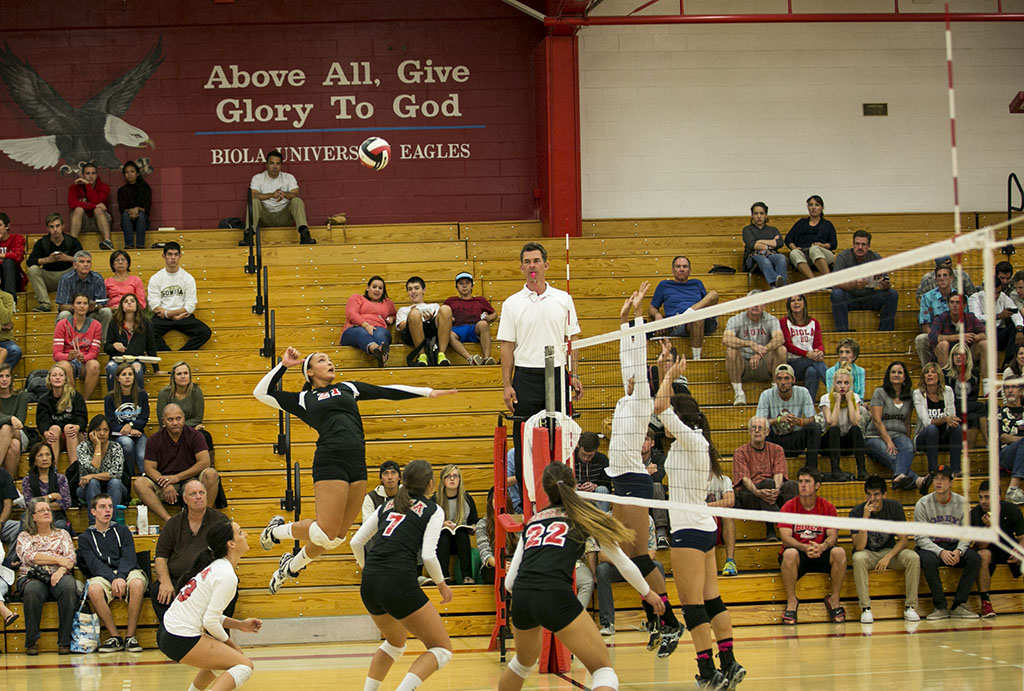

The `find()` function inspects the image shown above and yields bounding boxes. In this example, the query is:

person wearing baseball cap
[755,363,824,478]
[362,460,402,522]
[915,254,977,305]
[443,271,497,365]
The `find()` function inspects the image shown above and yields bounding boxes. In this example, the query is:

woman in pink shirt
[780,294,827,399]
[104,250,146,310]
[340,275,396,366]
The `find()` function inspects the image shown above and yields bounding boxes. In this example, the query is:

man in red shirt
[732,416,798,540]
[68,162,114,250]
[778,467,846,624]
[443,271,497,365]
[0,213,26,303]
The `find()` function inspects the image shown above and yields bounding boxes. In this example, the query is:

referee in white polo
[498,241,582,493]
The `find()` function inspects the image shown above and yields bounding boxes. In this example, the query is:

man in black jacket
[574,431,611,512]
[25,213,83,313]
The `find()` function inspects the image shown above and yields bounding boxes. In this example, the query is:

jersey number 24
[524,521,568,549]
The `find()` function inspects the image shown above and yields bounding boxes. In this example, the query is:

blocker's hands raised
[281,347,303,368]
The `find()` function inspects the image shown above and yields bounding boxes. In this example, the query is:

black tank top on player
[513,506,586,591]
[364,495,439,579]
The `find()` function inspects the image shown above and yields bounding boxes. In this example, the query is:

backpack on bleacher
[24,369,49,402]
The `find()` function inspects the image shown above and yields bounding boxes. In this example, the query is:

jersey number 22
[524,521,568,549]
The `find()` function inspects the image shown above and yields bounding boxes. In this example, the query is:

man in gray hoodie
[914,465,981,620]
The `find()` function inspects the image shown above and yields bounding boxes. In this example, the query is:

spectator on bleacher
[780,294,828,398]
[757,363,823,476]
[1008,271,1024,314]
[105,362,149,475]
[148,241,211,351]
[0,465,19,547]
[829,230,898,332]
[37,365,88,465]
[75,415,127,520]
[0,364,28,478]
[723,290,786,405]
[825,338,864,398]
[105,293,158,391]
[865,361,932,492]
[361,460,401,522]
[819,367,865,481]
[917,264,955,333]
[596,515,662,635]
[503,447,523,514]
[247,149,315,245]
[943,344,987,447]
[432,464,478,584]
[105,249,147,310]
[0,212,26,307]
[340,275,396,367]
[849,474,921,623]
[397,276,454,366]
[0,539,15,627]
[778,467,846,624]
[741,201,787,288]
[574,431,611,511]
[68,162,114,250]
[15,497,78,655]
[53,292,103,399]
[912,363,960,480]
[969,261,1020,363]
[0,290,20,371]
[1004,343,1024,385]
[785,195,837,281]
[997,382,1024,505]
[133,403,219,522]
[914,464,980,619]
[642,429,671,549]
[20,442,72,533]
[56,250,112,336]
[150,478,231,621]
[117,161,151,250]
[732,416,798,540]
[916,255,976,304]
[444,271,497,365]
[156,361,214,454]
[476,486,520,586]
[919,293,988,382]
[707,469,737,576]
[80,493,147,652]
[498,242,582,493]
[971,480,1024,618]
[26,213,83,314]
[648,255,719,361]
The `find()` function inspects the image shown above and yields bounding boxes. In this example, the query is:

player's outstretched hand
[438,582,454,604]
[428,388,458,398]
[643,589,665,616]
[282,347,303,368]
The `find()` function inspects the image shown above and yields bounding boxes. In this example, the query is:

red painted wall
[0,1,544,232]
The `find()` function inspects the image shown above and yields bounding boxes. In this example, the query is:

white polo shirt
[497,283,580,368]
[250,171,298,213]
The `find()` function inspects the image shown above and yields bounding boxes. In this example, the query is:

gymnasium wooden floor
[2,616,1021,690]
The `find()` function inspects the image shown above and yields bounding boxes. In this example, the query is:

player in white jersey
[655,356,745,690]
[158,520,262,691]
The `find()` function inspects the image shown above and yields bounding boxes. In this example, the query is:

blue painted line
[195,124,487,136]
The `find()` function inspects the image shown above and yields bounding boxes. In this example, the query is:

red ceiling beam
[546,13,1024,27]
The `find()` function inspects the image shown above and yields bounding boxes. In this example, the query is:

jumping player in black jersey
[253,347,456,593]
[499,462,664,691]
[351,460,454,691]
[655,356,745,690]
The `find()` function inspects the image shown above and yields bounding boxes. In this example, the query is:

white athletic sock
[363,679,382,691]
[289,546,314,574]
[732,382,744,395]
[691,347,702,361]
[272,523,294,541]
[395,672,424,691]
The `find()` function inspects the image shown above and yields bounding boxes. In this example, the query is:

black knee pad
[630,554,657,578]
[704,596,727,621]
[682,604,710,630]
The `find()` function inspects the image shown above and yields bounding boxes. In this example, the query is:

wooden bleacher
[3,212,1019,653]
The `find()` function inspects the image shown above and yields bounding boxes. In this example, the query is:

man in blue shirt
[648,255,719,360]
[55,250,112,339]
[917,264,954,332]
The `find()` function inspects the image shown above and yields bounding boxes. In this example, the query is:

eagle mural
[0,39,163,172]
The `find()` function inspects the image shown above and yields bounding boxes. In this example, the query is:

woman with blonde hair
[943,343,986,451]
[36,365,87,466]
[432,464,478,584]
[819,366,864,481]
[0,362,29,477]
[913,362,960,482]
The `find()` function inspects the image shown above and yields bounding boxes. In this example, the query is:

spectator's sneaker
[656,623,684,658]
[469,354,484,366]
[1006,486,1024,505]
[656,530,670,550]
[32,304,51,312]
[483,356,496,365]
[123,636,143,652]
[950,604,979,619]
[926,608,949,620]
[436,352,451,366]
[415,353,429,367]
[721,558,738,577]
[599,623,615,636]
[695,670,729,690]
[99,636,124,653]
[981,601,996,618]
[904,607,920,622]
[261,515,285,550]
[720,660,747,690]
[269,552,298,594]
[645,621,662,651]
[298,226,317,244]
[731,391,746,406]
[99,239,114,250]
[859,608,874,624]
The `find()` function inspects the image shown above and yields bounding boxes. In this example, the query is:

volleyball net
[563,217,1024,560]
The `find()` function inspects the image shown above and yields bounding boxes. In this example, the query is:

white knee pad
[379,640,406,661]
[227,663,253,688]
[428,646,452,670]
[308,521,346,550]
[507,655,534,679]
[591,667,618,690]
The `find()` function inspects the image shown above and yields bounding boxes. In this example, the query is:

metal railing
[1006,172,1023,257]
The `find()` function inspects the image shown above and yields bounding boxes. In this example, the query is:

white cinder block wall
[580,1,1024,219]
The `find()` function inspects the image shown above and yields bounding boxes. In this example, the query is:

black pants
[19,573,78,648]
[917,546,981,609]
[153,315,212,351]
[768,423,821,470]
[511,366,567,495]
[436,527,472,580]
[735,478,798,537]
[150,579,238,622]
[823,425,865,474]
[651,482,670,532]
[0,258,18,300]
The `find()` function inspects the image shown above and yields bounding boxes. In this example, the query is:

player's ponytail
[394,459,433,514]
[670,392,723,478]
[541,462,634,548]
[175,520,235,592]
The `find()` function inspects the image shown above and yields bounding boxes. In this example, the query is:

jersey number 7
[524,521,568,549]
[382,512,406,537]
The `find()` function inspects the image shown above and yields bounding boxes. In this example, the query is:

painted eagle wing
[0,42,76,135]
[83,38,164,116]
